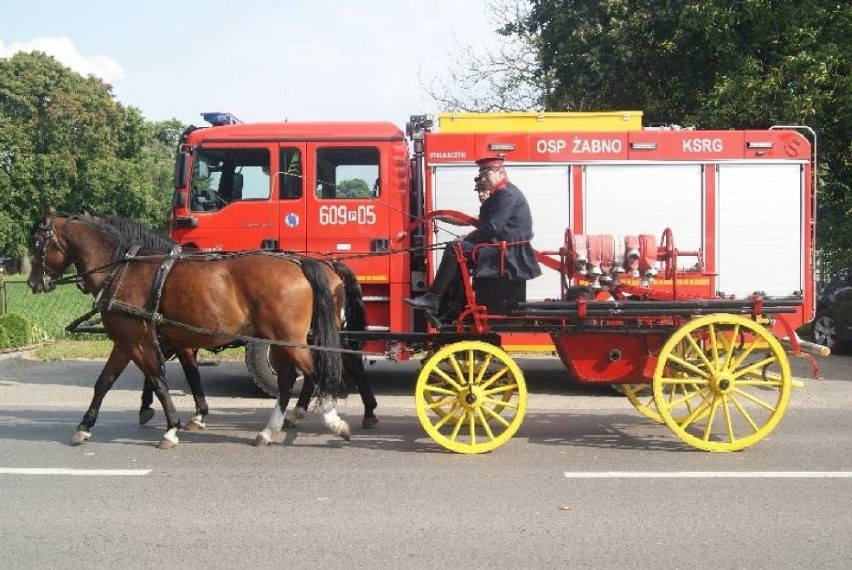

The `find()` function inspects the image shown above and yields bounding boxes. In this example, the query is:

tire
[812,311,839,352]
[244,342,304,398]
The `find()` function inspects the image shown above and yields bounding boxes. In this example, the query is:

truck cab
[171,118,414,342]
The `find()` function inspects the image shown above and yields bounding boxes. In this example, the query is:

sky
[0,0,503,129]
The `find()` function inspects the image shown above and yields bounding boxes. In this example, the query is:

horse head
[27,207,72,294]
[27,207,130,295]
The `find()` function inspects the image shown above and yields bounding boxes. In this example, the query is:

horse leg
[317,396,350,441]
[254,349,299,446]
[131,349,183,449]
[177,349,208,430]
[140,379,156,425]
[290,345,350,441]
[282,373,313,429]
[139,349,206,430]
[72,347,131,445]
[345,352,378,428]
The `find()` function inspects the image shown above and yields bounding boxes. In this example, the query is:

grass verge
[35,339,246,361]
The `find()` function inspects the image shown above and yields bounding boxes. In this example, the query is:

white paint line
[0,468,151,476]
[564,471,852,479]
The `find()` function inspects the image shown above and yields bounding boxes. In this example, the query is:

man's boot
[404,292,441,312]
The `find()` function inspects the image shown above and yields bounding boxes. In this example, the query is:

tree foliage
[0,52,180,263]
[438,0,851,273]
[336,178,372,199]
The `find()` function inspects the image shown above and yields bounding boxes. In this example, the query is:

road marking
[0,468,150,476]
[564,471,852,479]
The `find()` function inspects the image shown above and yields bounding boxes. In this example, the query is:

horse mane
[96,214,176,254]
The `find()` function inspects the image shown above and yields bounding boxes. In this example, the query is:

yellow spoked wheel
[415,341,527,454]
[653,314,792,452]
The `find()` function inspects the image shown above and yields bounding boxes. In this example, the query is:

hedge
[0,313,34,349]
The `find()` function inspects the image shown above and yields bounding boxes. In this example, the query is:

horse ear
[39,205,56,220]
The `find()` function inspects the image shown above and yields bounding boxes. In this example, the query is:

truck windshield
[190,148,270,212]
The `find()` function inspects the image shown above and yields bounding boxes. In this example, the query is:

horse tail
[331,260,366,336]
[331,260,375,416]
[298,257,344,402]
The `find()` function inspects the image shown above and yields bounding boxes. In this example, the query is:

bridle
[31,216,70,290]
[31,214,144,293]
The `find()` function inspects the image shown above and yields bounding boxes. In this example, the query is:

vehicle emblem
[284,213,300,228]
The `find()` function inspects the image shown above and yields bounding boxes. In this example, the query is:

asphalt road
[1,351,850,569]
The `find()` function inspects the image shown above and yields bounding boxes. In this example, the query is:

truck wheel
[244,342,304,398]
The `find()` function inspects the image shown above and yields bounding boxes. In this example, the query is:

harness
[35,217,365,358]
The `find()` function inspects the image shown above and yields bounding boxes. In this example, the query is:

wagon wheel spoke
[623,384,664,423]
[728,393,761,433]
[448,409,467,441]
[731,356,778,381]
[701,398,723,442]
[430,364,465,392]
[479,365,511,391]
[732,387,781,413]
[423,384,456,397]
[483,383,519,396]
[481,404,512,428]
[686,334,715,371]
[665,355,713,380]
[434,402,464,429]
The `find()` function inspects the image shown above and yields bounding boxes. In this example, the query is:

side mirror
[172,191,186,208]
[174,151,190,188]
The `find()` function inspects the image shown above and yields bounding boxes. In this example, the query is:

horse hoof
[362,416,379,429]
[139,409,155,425]
[337,421,351,441]
[254,433,272,447]
[157,438,178,450]
[70,430,91,445]
[184,419,206,431]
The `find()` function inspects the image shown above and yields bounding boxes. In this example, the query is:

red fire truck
[170,111,815,394]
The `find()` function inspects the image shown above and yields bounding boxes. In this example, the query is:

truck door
[305,144,389,277]
[276,144,308,252]
[184,145,278,251]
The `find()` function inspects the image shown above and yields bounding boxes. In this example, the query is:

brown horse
[27,208,349,448]
[70,213,377,433]
[82,213,378,431]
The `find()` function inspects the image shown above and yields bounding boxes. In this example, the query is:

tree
[0,52,181,263]
[336,178,372,199]
[425,0,552,111]
[464,0,851,272]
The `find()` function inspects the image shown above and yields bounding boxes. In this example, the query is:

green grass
[3,275,95,340]
[34,339,246,361]
[3,275,245,359]
[35,339,115,359]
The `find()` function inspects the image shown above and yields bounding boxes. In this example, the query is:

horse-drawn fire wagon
[163,111,821,453]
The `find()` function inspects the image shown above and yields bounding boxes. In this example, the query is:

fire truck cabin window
[315,147,380,199]
[190,148,270,212]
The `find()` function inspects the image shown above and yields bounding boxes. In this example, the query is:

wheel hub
[710,371,735,394]
[462,385,483,409]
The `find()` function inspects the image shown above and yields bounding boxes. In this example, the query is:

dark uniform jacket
[463,181,542,281]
